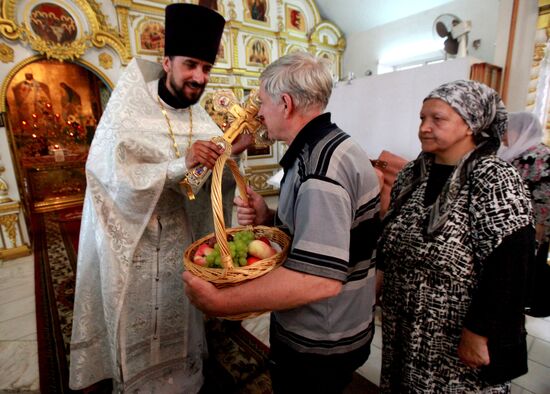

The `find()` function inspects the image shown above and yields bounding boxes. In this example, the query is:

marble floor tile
[0,341,39,392]
[372,324,382,349]
[529,338,550,367]
[0,296,35,323]
[526,316,550,343]
[0,262,34,281]
[527,334,536,352]
[511,384,536,394]
[0,313,37,341]
[512,360,550,394]
[356,344,382,386]
[241,313,270,347]
[0,284,34,307]
[511,384,524,394]
[0,276,35,294]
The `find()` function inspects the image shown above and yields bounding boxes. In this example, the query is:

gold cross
[180,89,265,200]
[209,89,263,145]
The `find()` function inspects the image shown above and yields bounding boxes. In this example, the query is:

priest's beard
[168,73,205,108]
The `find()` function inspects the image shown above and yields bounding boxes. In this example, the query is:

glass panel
[6,59,109,211]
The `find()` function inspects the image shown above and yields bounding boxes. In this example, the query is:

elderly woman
[499,112,550,317]
[377,80,535,393]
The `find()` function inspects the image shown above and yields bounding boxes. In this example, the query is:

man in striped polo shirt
[183,51,381,393]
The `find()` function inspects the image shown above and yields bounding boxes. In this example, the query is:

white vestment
[69,58,224,393]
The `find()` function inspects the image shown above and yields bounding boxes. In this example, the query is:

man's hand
[185,140,225,169]
[234,186,273,225]
[231,133,255,156]
[458,327,490,369]
[182,271,225,316]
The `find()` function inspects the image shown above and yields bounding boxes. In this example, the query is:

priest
[69,4,250,392]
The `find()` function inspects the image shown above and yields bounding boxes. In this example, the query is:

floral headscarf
[385,80,509,234]
[425,79,508,151]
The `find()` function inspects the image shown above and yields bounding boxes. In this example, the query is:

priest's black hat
[164,3,225,64]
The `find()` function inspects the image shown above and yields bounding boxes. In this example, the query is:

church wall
[341,0,539,113]
[342,0,503,76]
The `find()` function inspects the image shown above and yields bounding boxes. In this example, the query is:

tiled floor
[0,255,39,393]
[1,248,550,393]
[244,310,550,394]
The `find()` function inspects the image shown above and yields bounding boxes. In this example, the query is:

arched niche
[2,56,112,213]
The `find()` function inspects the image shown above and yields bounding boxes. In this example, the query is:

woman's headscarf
[385,80,508,234]
[497,111,543,162]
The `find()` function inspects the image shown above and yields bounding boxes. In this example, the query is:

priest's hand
[183,271,226,316]
[457,327,490,369]
[186,140,225,169]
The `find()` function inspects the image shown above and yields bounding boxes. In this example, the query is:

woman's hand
[234,186,273,225]
[458,327,490,369]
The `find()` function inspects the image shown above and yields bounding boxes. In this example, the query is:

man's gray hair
[260,51,333,112]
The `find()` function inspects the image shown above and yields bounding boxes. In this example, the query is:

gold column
[0,153,31,260]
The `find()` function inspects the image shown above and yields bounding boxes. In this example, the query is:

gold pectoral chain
[157,95,193,158]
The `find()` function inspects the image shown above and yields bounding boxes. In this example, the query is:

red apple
[246,256,262,265]
[257,236,271,246]
[248,239,276,259]
[194,243,214,266]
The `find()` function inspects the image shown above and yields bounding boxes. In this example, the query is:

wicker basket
[183,147,290,319]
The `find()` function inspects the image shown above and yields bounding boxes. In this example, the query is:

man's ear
[162,56,171,73]
[281,93,293,117]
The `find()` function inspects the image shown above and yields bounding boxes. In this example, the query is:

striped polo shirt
[271,112,381,355]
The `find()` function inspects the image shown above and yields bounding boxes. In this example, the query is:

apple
[248,239,276,260]
[246,256,262,265]
[257,236,271,246]
[194,243,214,266]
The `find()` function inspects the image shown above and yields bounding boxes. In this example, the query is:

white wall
[326,57,479,160]
[342,0,503,78]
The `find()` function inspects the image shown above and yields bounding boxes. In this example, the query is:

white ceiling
[314,0,454,37]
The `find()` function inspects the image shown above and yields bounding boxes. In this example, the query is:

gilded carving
[115,5,131,52]
[0,213,18,247]
[209,76,231,84]
[0,159,11,202]
[99,52,113,69]
[534,43,546,61]
[0,178,10,203]
[228,1,238,20]
[0,0,131,65]
[0,18,20,40]
[21,24,89,61]
[0,42,14,63]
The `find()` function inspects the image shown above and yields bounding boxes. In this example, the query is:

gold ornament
[157,96,193,158]
[0,42,14,63]
[98,52,113,69]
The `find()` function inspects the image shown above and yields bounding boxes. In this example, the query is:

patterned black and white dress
[378,155,533,393]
